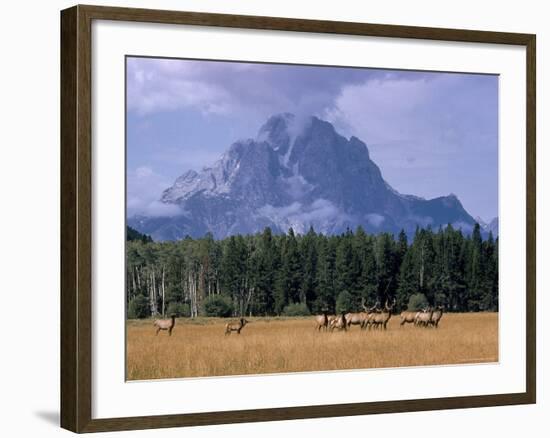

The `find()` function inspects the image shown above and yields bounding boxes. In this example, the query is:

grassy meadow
[126,313,498,381]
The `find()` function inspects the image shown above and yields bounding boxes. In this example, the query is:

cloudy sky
[126,56,498,222]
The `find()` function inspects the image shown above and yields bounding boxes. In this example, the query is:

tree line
[126,224,498,319]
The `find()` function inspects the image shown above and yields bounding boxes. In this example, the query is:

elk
[429,305,445,328]
[400,310,419,326]
[224,318,249,335]
[360,301,380,330]
[153,315,176,336]
[345,312,363,328]
[329,312,348,332]
[345,298,370,329]
[314,310,330,331]
[415,307,434,327]
[369,299,395,330]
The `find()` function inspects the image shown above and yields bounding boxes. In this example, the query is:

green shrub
[407,293,429,311]
[282,302,310,316]
[166,302,190,317]
[336,290,354,313]
[202,295,233,317]
[127,295,149,319]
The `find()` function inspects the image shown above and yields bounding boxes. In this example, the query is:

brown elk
[314,310,329,331]
[415,307,434,327]
[400,310,419,326]
[329,312,348,332]
[360,301,380,330]
[153,315,176,336]
[225,318,249,335]
[429,305,445,328]
[345,298,370,329]
[369,299,396,330]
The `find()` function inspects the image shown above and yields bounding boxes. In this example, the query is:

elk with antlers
[369,299,396,330]
[345,298,371,329]
[414,307,434,327]
[360,301,380,330]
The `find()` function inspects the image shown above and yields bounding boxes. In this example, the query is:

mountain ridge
[129,113,481,241]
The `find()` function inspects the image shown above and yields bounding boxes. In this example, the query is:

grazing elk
[153,315,176,336]
[225,318,249,335]
[429,305,445,328]
[369,299,396,330]
[329,312,348,332]
[314,310,330,332]
[415,307,434,327]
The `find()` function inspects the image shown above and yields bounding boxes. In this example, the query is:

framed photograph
[60,4,536,433]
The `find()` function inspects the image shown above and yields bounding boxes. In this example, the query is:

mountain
[475,216,499,237]
[129,113,478,241]
[485,217,499,236]
[126,225,153,243]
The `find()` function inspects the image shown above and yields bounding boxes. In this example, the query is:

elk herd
[152,302,444,337]
[315,299,445,333]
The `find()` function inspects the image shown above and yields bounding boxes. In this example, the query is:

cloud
[128,65,232,116]
[294,199,344,224]
[365,213,385,227]
[151,147,224,171]
[326,76,432,141]
[258,202,303,219]
[126,57,399,120]
[135,166,153,178]
[326,73,497,164]
[141,201,182,217]
[324,73,498,215]
[258,199,350,234]
[127,166,181,217]
[126,57,498,220]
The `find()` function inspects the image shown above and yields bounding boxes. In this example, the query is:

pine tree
[314,235,336,313]
[396,229,408,267]
[254,227,278,315]
[274,228,302,313]
[396,250,417,311]
[355,227,377,307]
[335,229,361,308]
[220,236,249,315]
[466,223,484,311]
[299,227,318,309]
[481,232,498,311]
[374,233,397,304]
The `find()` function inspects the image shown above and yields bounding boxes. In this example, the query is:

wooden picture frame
[60,4,536,433]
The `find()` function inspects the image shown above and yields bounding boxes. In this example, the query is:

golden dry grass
[126,313,498,380]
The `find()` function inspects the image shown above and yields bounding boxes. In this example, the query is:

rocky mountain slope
[129,113,478,240]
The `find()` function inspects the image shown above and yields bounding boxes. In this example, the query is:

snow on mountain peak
[132,114,478,241]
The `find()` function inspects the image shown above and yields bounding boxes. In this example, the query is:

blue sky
[126,57,498,222]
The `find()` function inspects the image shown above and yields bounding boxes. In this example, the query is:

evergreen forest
[126,224,498,319]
